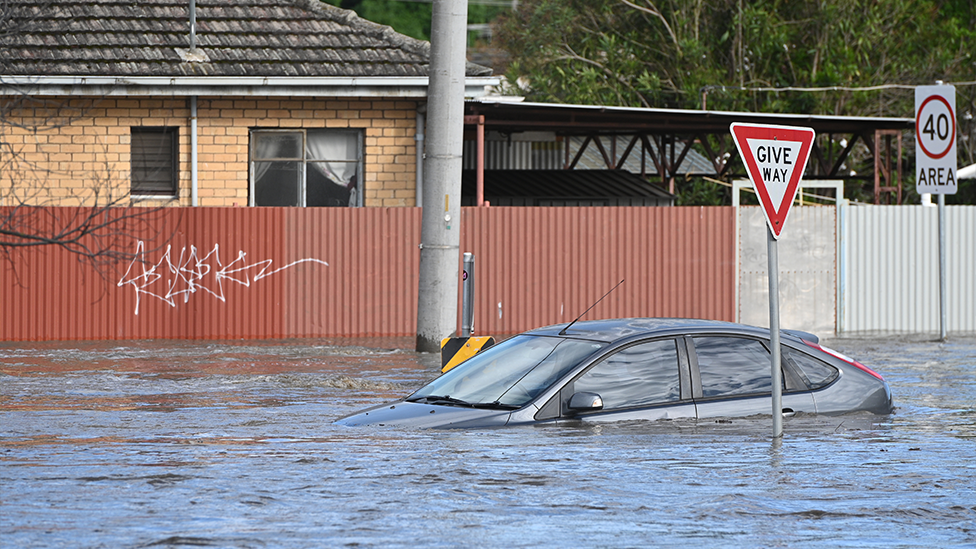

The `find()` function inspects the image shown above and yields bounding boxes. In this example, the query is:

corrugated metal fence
[462,207,736,336]
[4,205,970,341]
[840,205,975,334]
[1,206,736,341]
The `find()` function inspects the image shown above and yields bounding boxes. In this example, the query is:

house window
[250,130,362,207]
[131,127,179,196]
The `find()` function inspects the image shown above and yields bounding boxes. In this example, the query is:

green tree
[496,0,974,115]
[494,0,976,203]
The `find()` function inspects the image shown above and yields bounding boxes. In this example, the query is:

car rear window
[787,350,839,390]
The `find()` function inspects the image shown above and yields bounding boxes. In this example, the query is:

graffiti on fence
[118,241,329,314]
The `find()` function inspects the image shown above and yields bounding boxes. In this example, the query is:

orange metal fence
[1,206,734,341]
[460,206,735,335]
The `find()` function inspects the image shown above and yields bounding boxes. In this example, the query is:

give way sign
[730,123,816,239]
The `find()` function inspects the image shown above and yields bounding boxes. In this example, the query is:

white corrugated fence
[840,205,975,334]
[738,204,974,335]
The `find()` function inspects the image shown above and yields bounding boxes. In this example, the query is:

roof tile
[1,0,492,77]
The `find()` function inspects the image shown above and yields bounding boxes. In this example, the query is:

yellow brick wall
[0,96,420,208]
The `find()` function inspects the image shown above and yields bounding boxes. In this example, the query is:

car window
[693,337,772,398]
[572,339,681,409]
[501,339,606,405]
[787,350,839,389]
[410,335,606,407]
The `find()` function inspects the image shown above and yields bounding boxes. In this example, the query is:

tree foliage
[0,95,177,275]
[494,0,976,203]
[495,0,974,115]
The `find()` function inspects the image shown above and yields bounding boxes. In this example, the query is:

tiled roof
[0,0,492,78]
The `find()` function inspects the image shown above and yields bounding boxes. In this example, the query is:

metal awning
[464,99,914,203]
[466,99,913,134]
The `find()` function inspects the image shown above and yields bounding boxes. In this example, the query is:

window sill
[131,194,179,202]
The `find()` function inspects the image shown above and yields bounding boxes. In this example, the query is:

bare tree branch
[619,0,680,54]
[554,45,653,108]
[0,0,181,279]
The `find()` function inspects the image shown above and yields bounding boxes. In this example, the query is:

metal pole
[461,253,474,337]
[190,96,198,206]
[415,108,425,207]
[476,116,485,206]
[767,227,783,438]
[416,0,468,352]
[938,194,947,340]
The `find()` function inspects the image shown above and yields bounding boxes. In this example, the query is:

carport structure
[464,100,914,204]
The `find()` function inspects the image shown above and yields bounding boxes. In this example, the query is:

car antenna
[559,279,624,335]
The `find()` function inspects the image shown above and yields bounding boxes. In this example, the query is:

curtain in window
[251,131,360,207]
[306,132,359,207]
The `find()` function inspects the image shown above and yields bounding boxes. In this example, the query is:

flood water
[1,334,974,548]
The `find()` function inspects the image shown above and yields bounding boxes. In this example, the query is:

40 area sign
[915,85,957,194]
[730,123,815,239]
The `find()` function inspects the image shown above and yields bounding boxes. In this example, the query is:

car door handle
[782,408,796,417]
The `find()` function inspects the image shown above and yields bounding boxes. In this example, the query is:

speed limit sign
[915,85,957,194]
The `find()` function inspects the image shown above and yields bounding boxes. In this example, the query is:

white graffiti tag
[118,241,329,315]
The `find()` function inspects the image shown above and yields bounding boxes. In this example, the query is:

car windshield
[408,335,607,408]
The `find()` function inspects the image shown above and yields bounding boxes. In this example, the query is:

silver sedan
[336,318,893,429]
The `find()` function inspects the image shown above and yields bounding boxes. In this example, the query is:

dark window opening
[131,127,178,196]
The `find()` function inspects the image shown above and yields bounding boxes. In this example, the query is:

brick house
[0,0,496,208]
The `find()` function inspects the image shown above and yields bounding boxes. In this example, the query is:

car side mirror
[569,392,604,411]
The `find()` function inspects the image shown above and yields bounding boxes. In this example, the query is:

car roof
[524,317,817,344]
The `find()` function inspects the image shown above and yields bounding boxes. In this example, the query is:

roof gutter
[0,76,501,98]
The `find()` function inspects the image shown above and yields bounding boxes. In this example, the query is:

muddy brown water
[2,335,974,548]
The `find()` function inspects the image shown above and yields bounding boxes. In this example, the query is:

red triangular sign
[730,123,815,239]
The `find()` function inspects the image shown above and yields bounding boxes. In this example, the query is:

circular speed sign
[916,94,956,160]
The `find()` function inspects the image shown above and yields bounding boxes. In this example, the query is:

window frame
[130,126,179,197]
[249,129,364,207]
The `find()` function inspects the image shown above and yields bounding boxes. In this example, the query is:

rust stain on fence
[1,206,733,341]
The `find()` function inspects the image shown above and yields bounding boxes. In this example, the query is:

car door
[556,337,696,423]
[688,336,816,419]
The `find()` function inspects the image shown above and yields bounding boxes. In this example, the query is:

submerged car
[336,318,893,429]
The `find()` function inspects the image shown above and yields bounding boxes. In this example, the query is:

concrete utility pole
[416,0,469,352]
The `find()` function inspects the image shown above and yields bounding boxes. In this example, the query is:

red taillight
[802,340,885,381]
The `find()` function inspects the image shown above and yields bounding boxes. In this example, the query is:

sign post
[915,84,957,341]
[731,123,815,438]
